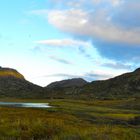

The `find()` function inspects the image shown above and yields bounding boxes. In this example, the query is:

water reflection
[0,102,50,108]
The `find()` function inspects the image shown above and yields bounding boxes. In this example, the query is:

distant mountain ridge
[45,78,88,99]
[0,66,140,99]
[46,78,88,88]
[79,68,140,98]
[45,68,140,99]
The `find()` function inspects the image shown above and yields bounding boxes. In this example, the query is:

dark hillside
[0,67,43,98]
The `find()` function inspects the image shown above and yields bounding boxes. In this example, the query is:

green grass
[0,98,139,140]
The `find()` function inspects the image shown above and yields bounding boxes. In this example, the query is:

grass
[0,98,139,140]
[0,70,24,79]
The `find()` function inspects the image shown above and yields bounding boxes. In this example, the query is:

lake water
[0,102,51,108]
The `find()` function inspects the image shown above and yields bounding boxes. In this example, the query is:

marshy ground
[0,98,139,140]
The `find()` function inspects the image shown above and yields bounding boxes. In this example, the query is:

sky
[0,0,140,86]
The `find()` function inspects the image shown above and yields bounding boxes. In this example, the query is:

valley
[0,98,139,140]
[0,67,139,139]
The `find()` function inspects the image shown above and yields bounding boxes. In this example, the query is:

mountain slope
[0,67,43,98]
[45,68,140,99]
[46,78,88,88]
[78,68,140,99]
[1,66,140,99]
[45,78,88,99]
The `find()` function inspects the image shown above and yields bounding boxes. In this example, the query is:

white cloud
[31,0,140,45]
[29,0,139,86]
[49,56,73,65]
[42,68,123,83]
[102,62,132,70]
[36,38,89,47]
[47,9,140,45]
[32,37,133,86]
[35,38,134,70]
[111,0,122,6]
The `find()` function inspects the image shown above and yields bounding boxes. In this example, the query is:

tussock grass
[0,98,139,139]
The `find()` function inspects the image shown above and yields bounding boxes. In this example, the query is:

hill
[45,68,140,99]
[0,67,24,79]
[0,66,140,99]
[0,67,43,98]
[46,78,88,88]
[79,68,140,99]
[45,78,88,99]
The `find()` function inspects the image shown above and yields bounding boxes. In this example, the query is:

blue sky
[0,0,140,86]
